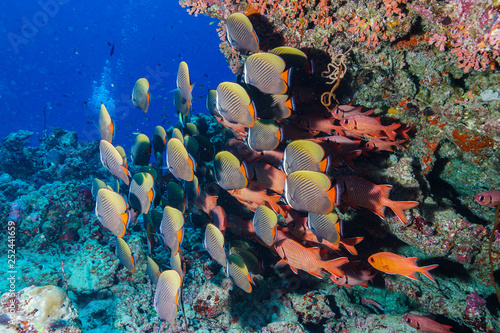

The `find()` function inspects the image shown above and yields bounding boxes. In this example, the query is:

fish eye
[405,317,412,324]
[478,195,484,201]
[369,257,374,263]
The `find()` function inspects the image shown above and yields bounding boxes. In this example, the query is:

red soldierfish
[474,190,500,208]
[336,175,419,224]
[330,261,375,288]
[340,115,400,140]
[274,237,348,278]
[331,104,374,119]
[364,138,406,153]
[244,161,286,195]
[403,314,453,332]
[228,184,288,217]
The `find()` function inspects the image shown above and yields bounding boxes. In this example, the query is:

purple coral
[464,292,486,330]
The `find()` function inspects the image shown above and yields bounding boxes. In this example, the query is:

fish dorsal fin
[378,184,392,197]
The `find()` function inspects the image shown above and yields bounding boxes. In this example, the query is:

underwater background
[1,0,500,332]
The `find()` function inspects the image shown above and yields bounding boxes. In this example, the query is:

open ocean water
[1,1,500,333]
[1,0,232,146]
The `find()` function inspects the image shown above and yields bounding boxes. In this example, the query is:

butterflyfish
[131,78,150,113]
[99,140,130,185]
[226,254,254,293]
[95,188,129,238]
[204,223,227,268]
[282,170,337,214]
[246,119,281,151]
[99,103,114,143]
[160,206,184,255]
[154,270,182,323]
[115,237,135,273]
[166,137,195,182]
[252,204,278,246]
[213,151,248,190]
[216,81,256,127]
[226,13,259,53]
[243,52,291,95]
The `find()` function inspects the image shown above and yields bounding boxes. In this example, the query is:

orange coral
[452,129,495,155]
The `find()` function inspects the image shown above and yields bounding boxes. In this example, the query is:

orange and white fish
[368,252,439,282]
[403,314,453,332]
[274,237,348,278]
[340,115,400,140]
[336,175,419,224]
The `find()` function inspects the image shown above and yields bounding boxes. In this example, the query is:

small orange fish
[368,252,439,282]
[403,313,453,332]
[275,236,348,278]
[336,175,419,224]
[340,115,400,140]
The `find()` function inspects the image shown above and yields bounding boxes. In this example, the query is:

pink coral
[464,292,487,330]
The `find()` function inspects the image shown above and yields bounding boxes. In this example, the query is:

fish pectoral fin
[275,259,288,269]
[307,268,324,279]
[289,265,299,275]
[373,206,386,220]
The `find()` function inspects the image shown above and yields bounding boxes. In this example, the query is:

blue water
[1,0,233,147]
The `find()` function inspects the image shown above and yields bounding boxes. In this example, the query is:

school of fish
[86,12,474,328]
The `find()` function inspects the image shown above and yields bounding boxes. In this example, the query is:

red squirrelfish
[336,175,419,224]
[474,190,500,208]
[274,237,348,278]
[331,261,375,288]
[364,138,406,153]
[340,115,400,140]
[331,104,374,119]
[403,314,453,332]
[228,184,288,217]
[244,161,286,195]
